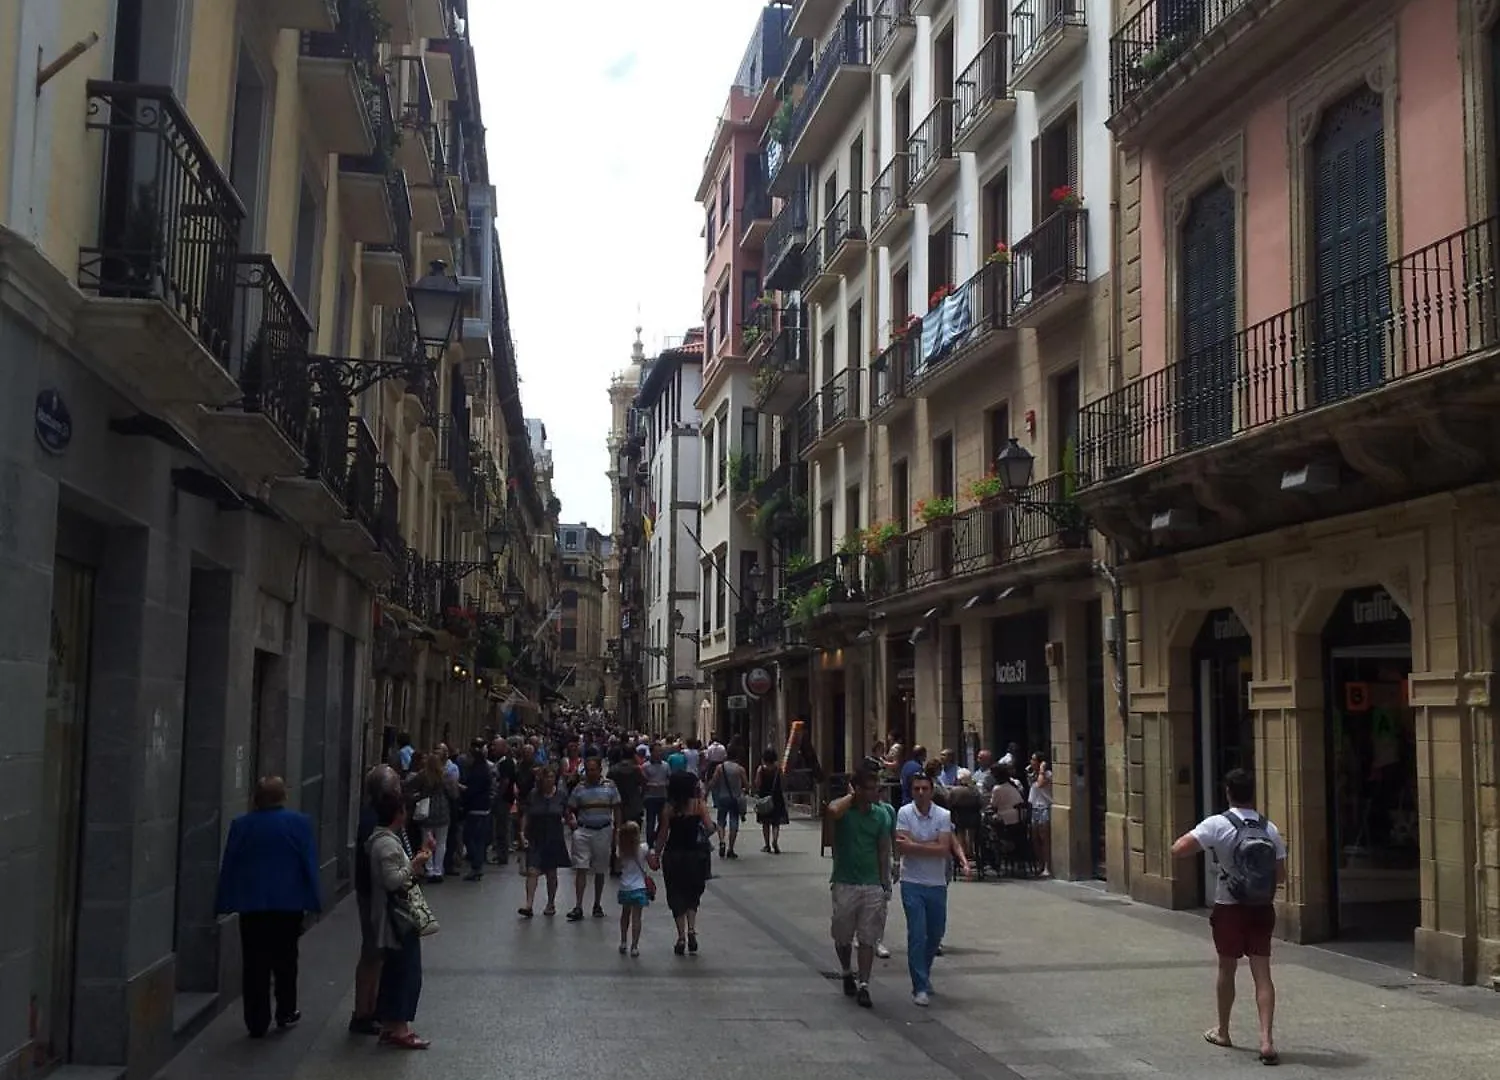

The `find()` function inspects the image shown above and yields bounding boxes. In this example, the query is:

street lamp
[672,609,685,635]
[409,260,465,360]
[995,437,1036,492]
[747,561,765,602]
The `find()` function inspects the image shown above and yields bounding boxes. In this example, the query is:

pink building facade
[1077,0,1500,985]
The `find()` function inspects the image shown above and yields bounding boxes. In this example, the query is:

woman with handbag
[651,770,720,955]
[368,790,435,1050]
[409,753,456,883]
[754,748,790,853]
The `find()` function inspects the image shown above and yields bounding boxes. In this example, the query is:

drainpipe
[862,57,882,760]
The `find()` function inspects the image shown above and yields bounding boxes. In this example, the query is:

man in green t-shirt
[827,768,892,1008]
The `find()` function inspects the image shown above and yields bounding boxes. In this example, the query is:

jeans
[375,930,422,1024]
[644,796,666,846]
[238,910,302,1035]
[900,882,948,994]
[491,803,512,862]
[463,814,491,875]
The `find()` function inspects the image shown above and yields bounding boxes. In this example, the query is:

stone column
[1127,680,1197,909]
[913,635,941,751]
[1049,600,1091,880]
[72,525,191,1072]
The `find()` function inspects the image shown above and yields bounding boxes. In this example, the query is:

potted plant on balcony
[985,241,1012,265]
[914,495,956,528]
[1056,436,1088,547]
[444,605,476,639]
[789,582,831,624]
[1051,185,1083,210]
[768,99,794,144]
[863,521,902,556]
[967,471,1008,509]
[1133,35,1189,82]
[752,364,780,401]
[741,323,764,350]
[928,284,953,311]
[892,314,922,343]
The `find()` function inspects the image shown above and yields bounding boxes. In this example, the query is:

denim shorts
[716,800,742,829]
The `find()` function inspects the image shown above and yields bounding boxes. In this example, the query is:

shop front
[991,610,1052,767]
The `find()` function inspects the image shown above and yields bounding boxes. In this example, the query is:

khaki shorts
[830,883,888,947]
[570,825,614,873]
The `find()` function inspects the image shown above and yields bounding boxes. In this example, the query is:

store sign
[35,389,71,455]
[745,667,773,697]
[1211,610,1249,640]
[727,694,749,710]
[992,610,1049,690]
[994,659,1031,685]
[1352,589,1401,625]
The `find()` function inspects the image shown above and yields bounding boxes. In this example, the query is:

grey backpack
[1220,811,1278,903]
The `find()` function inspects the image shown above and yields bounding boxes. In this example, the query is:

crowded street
[159,819,1500,1080]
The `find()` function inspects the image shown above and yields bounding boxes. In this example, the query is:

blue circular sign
[35,389,72,455]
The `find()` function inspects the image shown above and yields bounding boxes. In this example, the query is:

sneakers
[629,944,640,957]
[913,991,930,1007]
[875,942,891,959]
[276,1011,301,1030]
[856,984,873,1008]
[592,904,606,918]
[842,973,857,997]
[566,907,585,921]
[348,1014,381,1036]
[619,943,629,954]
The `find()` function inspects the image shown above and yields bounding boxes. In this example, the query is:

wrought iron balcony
[740,165,774,250]
[436,412,475,502]
[814,365,861,449]
[1011,206,1088,325]
[787,6,871,163]
[198,255,314,478]
[77,82,244,407]
[795,395,820,458]
[872,0,916,67]
[299,0,383,154]
[739,299,779,356]
[753,325,811,414]
[346,418,380,537]
[1078,216,1500,492]
[1010,0,1087,93]
[873,474,1089,601]
[751,459,809,507]
[820,189,866,278]
[375,462,402,564]
[906,98,957,201]
[955,33,1016,151]
[907,258,1014,396]
[869,154,911,246]
[765,194,810,290]
[869,333,915,421]
[801,226,827,298]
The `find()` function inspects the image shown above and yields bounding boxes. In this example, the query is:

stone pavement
[157,820,1500,1080]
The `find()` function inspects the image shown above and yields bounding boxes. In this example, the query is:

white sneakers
[913,991,930,1007]
[876,942,891,959]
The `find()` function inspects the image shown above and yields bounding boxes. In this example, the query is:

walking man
[566,754,621,920]
[215,777,320,1037]
[459,738,494,881]
[826,767,893,1008]
[895,773,970,1006]
[1172,767,1286,1066]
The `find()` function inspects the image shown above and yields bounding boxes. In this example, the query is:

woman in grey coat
[368,790,433,1049]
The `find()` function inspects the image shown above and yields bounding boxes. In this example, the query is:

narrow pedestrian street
[158,821,1500,1080]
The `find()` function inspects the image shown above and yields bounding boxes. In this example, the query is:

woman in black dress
[754,748,789,853]
[517,767,569,917]
[650,770,719,955]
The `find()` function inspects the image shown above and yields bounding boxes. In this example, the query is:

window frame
[1161,134,1245,371]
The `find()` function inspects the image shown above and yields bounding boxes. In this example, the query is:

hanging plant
[985,241,1012,265]
[966,472,1005,505]
[914,496,956,524]
[863,521,902,555]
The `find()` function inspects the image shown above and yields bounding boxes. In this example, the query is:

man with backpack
[1172,767,1287,1066]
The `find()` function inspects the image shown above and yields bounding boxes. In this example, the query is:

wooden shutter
[1179,182,1236,448]
[1311,88,1388,404]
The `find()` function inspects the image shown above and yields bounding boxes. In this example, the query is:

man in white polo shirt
[894,772,970,1007]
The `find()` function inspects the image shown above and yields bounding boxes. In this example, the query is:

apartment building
[605,333,649,730]
[634,333,709,735]
[741,0,1114,845]
[1077,0,1500,984]
[558,523,609,707]
[0,1,544,1072]
[695,5,794,755]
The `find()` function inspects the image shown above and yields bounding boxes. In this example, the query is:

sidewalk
[710,821,1500,1080]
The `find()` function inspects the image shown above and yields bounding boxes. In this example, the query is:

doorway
[33,558,96,1069]
[1323,587,1416,951]
[1192,608,1254,904]
[1085,600,1107,879]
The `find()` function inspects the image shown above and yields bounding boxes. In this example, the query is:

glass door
[33,559,95,1068]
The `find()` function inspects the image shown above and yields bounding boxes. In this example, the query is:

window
[933,432,955,498]
[895,83,912,148]
[984,169,1010,253]
[561,627,578,651]
[564,564,577,578]
[715,403,729,489]
[740,407,759,466]
[705,307,717,355]
[892,264,910,328]
[820,501,835,558]
[844,483,861,540]
[701,563,713,634]
[714,546,727,629]
[228,46,268,250]
[985,404,1010,471]
[820,326,836,385]
[891,458,909,529]
[565,530,578,549]
[846,299,862,370]
[706,206,716,257]
[933,23,955,99]
[719,172,732,225]
[740,270,761,328]
[849,132,865,230]
[1032,108,1079,222]
[291,179,322,319]
[562,589,579,609]
[718,283,730,348]
[1178,183,1237,449]
[927,219,953,303]
[1052,368,1080,473]
[738,549,759,607]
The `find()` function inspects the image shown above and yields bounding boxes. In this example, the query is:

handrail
[231,255,313,451]
[906,97,954,188]
[956,32,1011,134]
[1011,0,1086,73]
[1012,206,1088,312]
[788,5,871,148]
[871,154,909,234]
[1110,0,1249,115]
[873,0,914,58]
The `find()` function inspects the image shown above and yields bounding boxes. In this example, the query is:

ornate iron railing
[787,5,871,150]
[873,0,915,58]
[1012,207,1088,313]
[1079,215,1500,486]
[1110,0,1248,116]
[956,32,1012,136]
[437,411,475,497]
[80,82,244,366]
[346,418,380,534]
[871,154,909,236]
[230,255,313,452]
[907,258,1012,388]
[818,366,861,435]
[906,98,955,189]
[1011,0,1086,73]
[761,324,810,378]
[301,0,382,64]
[766,193,809,288]
[795,395,820,457]
[822,188,864,260]
[801,227,826,291]
[870,335,913,414]
[375,462,402,562]
[304,381,352,495]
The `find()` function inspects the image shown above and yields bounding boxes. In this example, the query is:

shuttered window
[1178,182,1236,449]
[1310,88,1388,404]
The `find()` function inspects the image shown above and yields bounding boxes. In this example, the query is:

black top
[460,756,494,815]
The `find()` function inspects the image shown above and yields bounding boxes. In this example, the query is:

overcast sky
[469,0,769,530]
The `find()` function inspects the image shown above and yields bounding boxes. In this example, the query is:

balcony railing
[1012,206,1088,313]
[375,462,402,563]
[751,459,808,506]
[1011,0,1086,74]
[877,474,1088,597]
[955,32,1012,137]
[765,194,809,288]
[79,82,245,365]
[907,258,1012,387]
[301,0,381,63]
[788,7,871,151]
[341,68,397,173]
[869,334,913,414]
[405,362,438,424]
[1110,0,1245,117]
[437,412,475,496]
[870,154,909,237]
[304,382,352,495]
[822,189,864,258]
[873,0,915,58]
[801,227,826,291]
[906,98,955,190]
[1079,215,1500,488]
[818,366,861,435]
[347,418,380,535]
[795,396,820,456]
[231,255,313,450]
[760,324,809,377]
[372,169,413,266]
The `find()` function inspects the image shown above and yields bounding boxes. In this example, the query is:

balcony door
[1310,88,1389,406]
[1177,182,1236,451]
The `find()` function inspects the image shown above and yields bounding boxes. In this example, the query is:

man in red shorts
[1172,768,1286,1066]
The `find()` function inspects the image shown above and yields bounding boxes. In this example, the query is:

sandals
[543,905,556,917]
[1203,1030,1232,1048]
[517,907,533,918]
[380,1031,430,1050]
[674,938,686,956]
[1259,1052,1280,1067]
